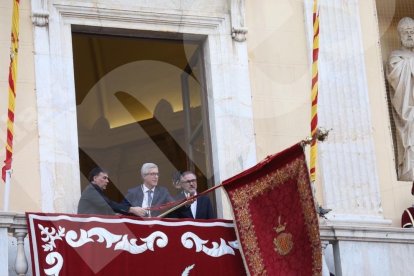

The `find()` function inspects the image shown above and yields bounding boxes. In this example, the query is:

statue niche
[387,17,414,181]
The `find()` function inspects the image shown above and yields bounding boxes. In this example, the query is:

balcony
[2,212,414,275]
[1,213,30,276]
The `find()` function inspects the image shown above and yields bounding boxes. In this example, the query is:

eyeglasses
[146,173,159,177]
[182,179,197,184]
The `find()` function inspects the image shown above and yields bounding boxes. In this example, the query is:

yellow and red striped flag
[2,0,20,181]
[310,0,319,182]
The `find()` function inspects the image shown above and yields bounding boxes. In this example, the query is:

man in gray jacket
[122,163,173,217]
[77,167,130,215]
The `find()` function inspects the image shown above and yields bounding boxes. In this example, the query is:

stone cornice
[0,212,26,230]
[53,3,227,32]
[31,0,49,27]
[320,224,414,244]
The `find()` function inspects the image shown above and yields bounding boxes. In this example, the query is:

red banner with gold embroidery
[26,213,246,275]
[223,143,322,276]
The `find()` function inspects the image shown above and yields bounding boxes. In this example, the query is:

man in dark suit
[77,167,131,215]
[169,171,215,219]
[402,206,414,228]
[122,163,173,217]
[401,182,414,228]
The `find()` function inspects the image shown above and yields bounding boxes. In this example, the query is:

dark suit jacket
[121,185,173,217]
[168,192,215,219]
[77,184,129,215]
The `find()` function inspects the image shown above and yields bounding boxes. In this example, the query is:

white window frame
[31,0,256,217]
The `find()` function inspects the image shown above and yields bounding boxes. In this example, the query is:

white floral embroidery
[181,232,239,257]
[65,228,122,248]
[181,264,195,276]
[38,225,66,275]
[37,224,169,275]
[38,224,65,252]
[114,231,168,254]
[44,252,63,276]
[228,240,239,249]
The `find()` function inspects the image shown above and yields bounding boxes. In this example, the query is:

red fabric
[26,213,245,275]
[223,143,322,276]
[401,207,414,228]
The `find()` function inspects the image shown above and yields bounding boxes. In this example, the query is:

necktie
[147,190,153,206]
[147,190,153,217]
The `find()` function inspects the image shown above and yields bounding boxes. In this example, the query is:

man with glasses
[169,171,215,219]
[77,167,131,215]
[122,163,173,217]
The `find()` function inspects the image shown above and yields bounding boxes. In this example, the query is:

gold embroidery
[273,216,294,256]
[229,155,322,276]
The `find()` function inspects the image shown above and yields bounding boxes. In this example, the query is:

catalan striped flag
[310,0,319,182]
[2,0,20,182]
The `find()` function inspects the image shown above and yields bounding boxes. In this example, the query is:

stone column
[305,0,388,224]
[31,0,55,212]
[230,0,248,42]
[0,227,8,275]
[31,0,81,213]
[13,229,28,276]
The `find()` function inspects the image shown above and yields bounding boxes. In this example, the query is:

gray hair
[141,163,158,177]
[180,171,196,180]
[397,17,414,34]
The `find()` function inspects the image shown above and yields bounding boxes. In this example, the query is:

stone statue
[387,17,414,181]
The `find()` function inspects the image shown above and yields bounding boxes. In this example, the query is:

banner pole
[3,169,12,211]
[157,200,190,218]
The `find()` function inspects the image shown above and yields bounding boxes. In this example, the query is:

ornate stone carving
[230,0,247,42]
[231,27,248,42]
[387,17,414,181]
[31,0,49,27]
[32,11,49,27]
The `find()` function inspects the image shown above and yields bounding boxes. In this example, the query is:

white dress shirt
[142,185,154,209]
[185,192,197,218]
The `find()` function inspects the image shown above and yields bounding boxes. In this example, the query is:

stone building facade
[0,0,414,275]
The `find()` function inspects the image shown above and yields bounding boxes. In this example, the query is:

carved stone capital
[321,240,330,251]
[230,0,247,42]
[231,27,248,42]
[31,0,49,27]
[32,11,49,27]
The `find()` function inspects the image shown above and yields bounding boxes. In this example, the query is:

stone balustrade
[0,213,29,276]
[2,212,414,275]
[320,222,414,275]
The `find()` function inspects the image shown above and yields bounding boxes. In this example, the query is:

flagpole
[157,199,190,218]
[309,0,320,183]
[3,170,12,211]
[2,0,20,199]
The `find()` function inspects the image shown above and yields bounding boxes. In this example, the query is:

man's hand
[129,206,147,217]
[185,194,196,207]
